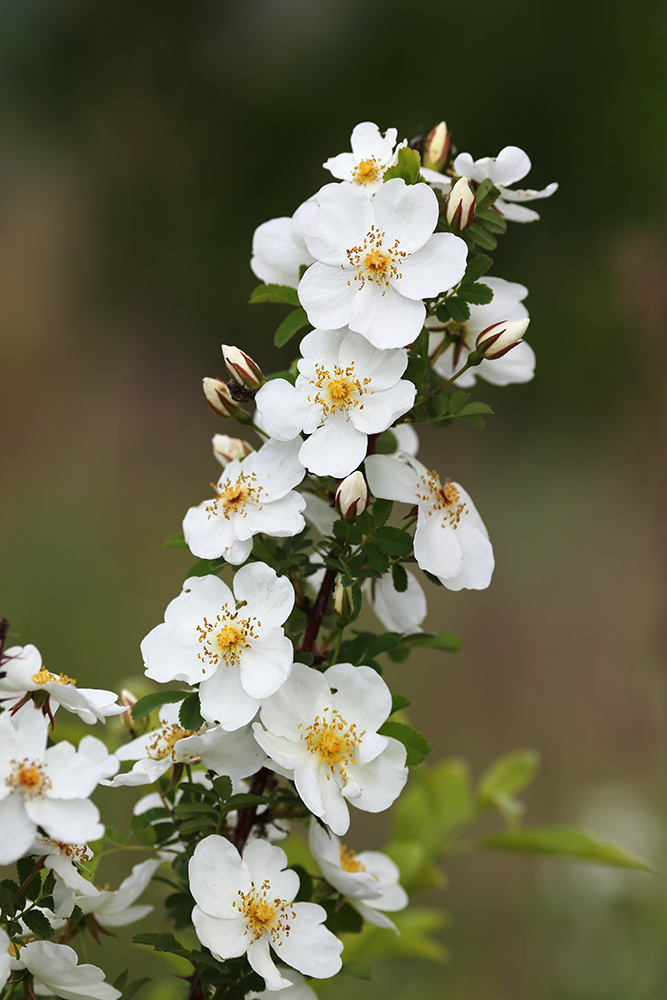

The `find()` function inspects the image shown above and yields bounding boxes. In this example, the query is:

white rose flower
[28,837,99,919]
[0,928,11,992]
[190,836,343,991]
[254,328,416,478]
[391,423,420,456]
[254,662,408,836]
[0,707,118,866]
[428,277,535,387]
[302,494,336,537]
[76,859,161,927]
[141,564,295,730]
[251,201,315,288]
[323,121,403,195]
[454,145,558,223]
[183,437,306,564]
[365,452,494,591]
[297,179,468,350]
[364,568,427,634]
[109,702,265,784]
[308,820,408,930]
[9,941,120,1000]
[0,645,125,725]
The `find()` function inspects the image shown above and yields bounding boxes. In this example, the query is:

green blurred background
[2,1,667,996]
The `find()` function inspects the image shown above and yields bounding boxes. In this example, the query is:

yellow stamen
[206,471,263,520]
[307,362,372,417]
[32,667,76,686]
[301,709,364,781]
[233,879,296,943]
[7,758,51,798]
[417,472,467,527]
[351,157,383,186]
[345,224,407,294]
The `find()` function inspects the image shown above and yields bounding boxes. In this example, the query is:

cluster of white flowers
[1,118,556,1000]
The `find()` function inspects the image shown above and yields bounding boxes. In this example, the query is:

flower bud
[333,574,353,617]
[445,177,476,230]
[335,471,369,521]
[475,318,530,359]
[422,121,450,171]
[222,345,264,392]
[212,434,253,468]
[118,688,138,736]
[202,377,241,418]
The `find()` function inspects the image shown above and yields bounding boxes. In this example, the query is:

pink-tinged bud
[333,574,353,617]
[202,377,241,418]
[212,434,253,468]
[119,689,138,735]
[422,121,450,171]
[335,471,369,521]
[445,177,476,230]
[475,318,530,359]
[222,344,264,392]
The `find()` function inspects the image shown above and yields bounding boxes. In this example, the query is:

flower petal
[349,282,425,350]
[272,902,343,980]
[372,179,438,254]
[364,453,420,504]
[396,232,467,300]
[298,263,358,331]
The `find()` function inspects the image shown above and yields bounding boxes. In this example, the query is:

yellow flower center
[417,472,467,527]
[345,225,407,293]
[206,471,263,520]
[31,667,76,686]
[7,759,51,798]
[351,157,383,186]
[146,723,196,761]
[53,841,94,866]
[339,845,365,873]
[308,362,372,417]
[300,709,364,781]
[233,880,295,943]
[196,610,260,674]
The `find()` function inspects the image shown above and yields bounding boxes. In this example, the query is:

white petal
[365,453,420,504]
[349,282,425,350]
[239,633,293,700]
[413,508,463,579]
[368,569,427,634]
[192,906,249,959]
[247,936,291,991]
[251,217,313,288]
[240,493,305,540]
[325,663,392,734]
[354,900,398,930]
[495,198,541,223]
[349,122,397,164]
[272,902,343,979]
[27,797,103,844]
[234,562,295,628]
[298,262,358,331]
[372,179,438,254]
[252,438,306,501]
[190,835,250,917]
[199,667,259,731]
[349,381,415,436]
[317,765,350,835]
[300,183,373,264]
[442,518,494,592]
[338,331,408,390]
[477,340,535,386]
[299,412,367,478]
[396,232,467,300]
[500,181,558,202]
[323,150,357,181]
[177,725,265,781]
[254,380,310,441]
[0,794,36,864]
[348,738,408,813]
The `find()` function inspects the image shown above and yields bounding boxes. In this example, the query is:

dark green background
[2,2,667,997]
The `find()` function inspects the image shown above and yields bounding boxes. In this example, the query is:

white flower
[364,568,427,634]
[365,453,494,591]
[0,928,11,992]
[454,145,558,223]
[212,434,253,468]
[0,645,125,725]
[76,859,161,927]
[189,836,343,991]
[28,837,99,918]
[251,202,315,288]
[298,179,468,350]
[254,662,408,836]
[254,328,416,477]
[308,820,408,931]
[302,494,336,537]
[141,564,295,730]
[10,941,120,1000]
[0,707,118,866]
[427,277,535,387]
[391,423,419,455]
[109,703,265,784]
[323,122,403,196]
[183,437,306,564]
[246,969,317,1000]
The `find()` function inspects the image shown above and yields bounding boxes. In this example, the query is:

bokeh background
[2,1,667,997]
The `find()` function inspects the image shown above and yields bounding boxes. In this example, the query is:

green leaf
[178,818,215,836]
[22,909,54,940]
[179,692,204,731]
[474,178,501,209]
[163,533,188,548]
[221,793,269,816]
[294,651,314,666]
[447,391,469,415]
[249,283,300,306]
[461,254,493,284]
[458,282,494,305]
[478,749,541,808]
[212,775,233,802]
[131,814,157,846]
[391,693,411,714]
[131,690,187,720]
[184,560,216,580]
[153,932,191,956]
[383,147,421,185]
[466,223,497,251]
[132,933,160,946]
[365,633,401,659]
[408,631,461,652]
[391,562,408,592]
[322,898,363,935]
[363,542,390,574]
[444,297,470,323]
[372,497,393,527]
[173,802,219,819]
[378,720,431,765]
[120,978,151,1000]
[291,865,313,902]
[393,759,473,855]
[341,963,372,980]
[473,826,655,872]
[274,307,309,348]
[373,526,413,557]
[456,402,493,417]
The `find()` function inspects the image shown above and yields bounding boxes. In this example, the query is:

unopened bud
[222,345,264,392]
[422,121,450,171]
[119,689,138,735]
[445,177,476,230]
[475,318,530,359]
[202,377,241,418]
[212,434,253,468]
[333,574,353,617]
[335,471,369,521]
